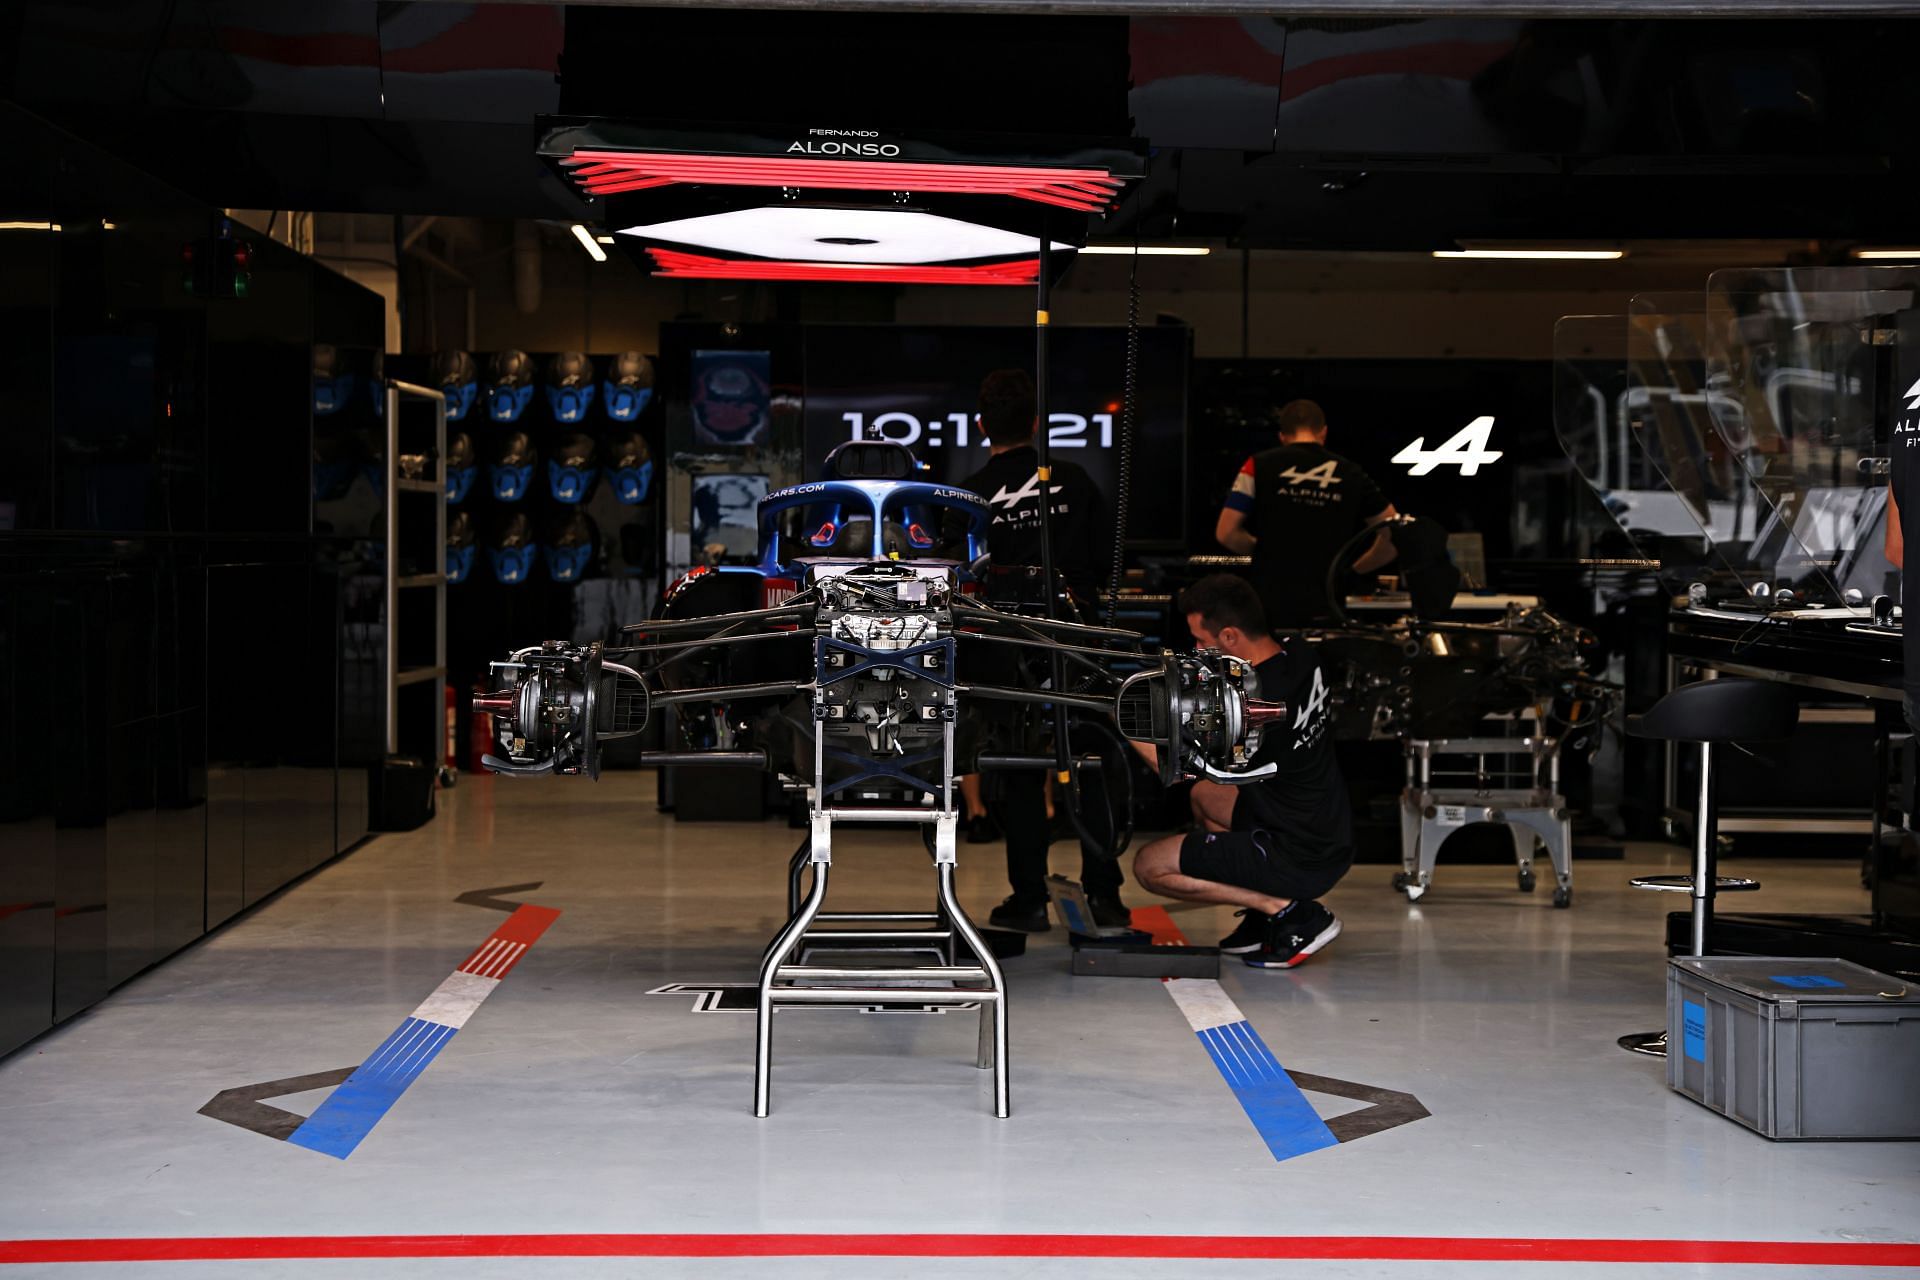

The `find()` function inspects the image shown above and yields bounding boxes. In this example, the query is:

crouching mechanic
[1131,574,1352,968]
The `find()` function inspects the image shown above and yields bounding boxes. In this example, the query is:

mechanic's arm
[1215,506,1257,555]
[1127,739,1231,830]
[1889,482,1904,568]
[1350,504,1401,574]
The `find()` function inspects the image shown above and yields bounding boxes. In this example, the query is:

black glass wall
[0,104,383,1056]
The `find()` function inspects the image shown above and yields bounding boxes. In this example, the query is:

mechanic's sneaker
[1216,909,1267,954]
[966,814,1002,844]
[1086,892,1131,930]
[1243,900,1341,969]
[988,895,1052,933]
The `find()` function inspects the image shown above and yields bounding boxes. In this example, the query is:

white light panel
[616,206,1072,265]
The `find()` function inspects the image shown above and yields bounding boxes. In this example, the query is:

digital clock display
[801,325,1190,546]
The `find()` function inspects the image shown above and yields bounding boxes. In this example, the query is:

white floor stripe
[391,1023,453,1077]
[483,942,526,977]
[365,1020,432,1076]
[462,939,507,975]
[411,971,501,1029]
[1162,977,1246,1032]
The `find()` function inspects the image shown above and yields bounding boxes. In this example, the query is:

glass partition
[1552,313,1750,600]
[1703,265,1912,607]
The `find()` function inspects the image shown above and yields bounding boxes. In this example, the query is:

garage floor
[1,772,1915,1278]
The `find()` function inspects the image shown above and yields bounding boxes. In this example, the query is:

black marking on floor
[455,882,545,912]
[1285,1070,1431,1142]
[197,1068,357,1141]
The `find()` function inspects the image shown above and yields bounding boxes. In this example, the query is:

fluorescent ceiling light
[570,223,608,262]
[1851,248,1920,260]
[1434,248,1624,261]
[617,206,1072,265]
[1078,245,1210,256]
[0,221,60,232]
[594,234,616,245]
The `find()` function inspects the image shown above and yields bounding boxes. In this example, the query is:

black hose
[1057,713,1138,861]
[1105,243,1141,626]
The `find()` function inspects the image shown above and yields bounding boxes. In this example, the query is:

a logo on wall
[1391,415,1503,476]
[1904,376,1920,411]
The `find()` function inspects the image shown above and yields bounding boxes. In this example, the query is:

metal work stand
[1397,736,1574,908]
[382,379,447,765]
[752,638,1008,1119]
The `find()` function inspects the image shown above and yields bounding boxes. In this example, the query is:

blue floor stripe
[286,1018,458,1159]
[1196,1021,1339,1163]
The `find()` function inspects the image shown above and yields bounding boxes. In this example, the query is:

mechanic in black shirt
[1217,399,1399,629]
[955,369,1129,933]
[1130,574,1352,968]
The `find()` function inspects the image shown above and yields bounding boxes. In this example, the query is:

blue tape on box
[1682,999,1707,1063]
[1770,974,1846,989]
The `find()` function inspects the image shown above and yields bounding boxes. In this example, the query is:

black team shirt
[1232,642,1352,869]
[1226,442,1390,627]
[957,444,1106,598]
[1894,336,1920,710]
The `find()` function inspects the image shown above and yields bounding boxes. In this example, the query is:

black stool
[1618,677,1799,1056]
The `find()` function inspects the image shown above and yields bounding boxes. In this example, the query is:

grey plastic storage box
[1666,957,1920,1141]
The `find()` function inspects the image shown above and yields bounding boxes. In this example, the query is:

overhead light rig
[537,119,1144,285]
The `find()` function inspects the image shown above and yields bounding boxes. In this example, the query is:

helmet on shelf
[602,351,655,421]
[484,349,536,423]
[545,351,598,423]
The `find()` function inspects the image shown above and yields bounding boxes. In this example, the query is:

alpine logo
[788,141,903,158]
[1905,376,1920,412]
[989,473,1063,510]
[1391,415,1504,477]
[1294,666,1330,734]
[1279,459,1342,490]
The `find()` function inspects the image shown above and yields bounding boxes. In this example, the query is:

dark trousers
[992,771,1123,903]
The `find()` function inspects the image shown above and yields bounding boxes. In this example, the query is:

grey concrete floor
[0,771,1915,1278]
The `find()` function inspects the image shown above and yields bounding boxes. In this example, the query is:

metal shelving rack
[383,379,448,762]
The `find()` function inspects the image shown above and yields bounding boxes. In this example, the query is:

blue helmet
[446,510,477,584]
[603,429,653,505]
[486,512,537,585]
[485,349,536,423]
[488,430,538,502]
[548,432,598,504]
[312,344,356,418]
[545,351,597,423]
[445,431,477,504]
[543,510,598,583]
[433,350,479,423]
[602,351,655,421]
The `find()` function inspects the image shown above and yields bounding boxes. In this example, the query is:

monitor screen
[800,324,1189,548]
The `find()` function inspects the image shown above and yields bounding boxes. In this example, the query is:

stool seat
[1630,874,1761,893]
[1626,677,1799,744]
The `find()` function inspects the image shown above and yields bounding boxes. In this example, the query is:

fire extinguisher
[441,683,458,787]
[469,683,495,774]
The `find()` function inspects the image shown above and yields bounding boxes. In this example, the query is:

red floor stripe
[1130,905,1189,947]
[1,1234,1916,1266]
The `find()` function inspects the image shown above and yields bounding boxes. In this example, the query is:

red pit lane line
[1,1235,1917,1266]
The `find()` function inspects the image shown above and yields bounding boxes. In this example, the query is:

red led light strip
[648,249,1039,287]
[563,150,1126,212]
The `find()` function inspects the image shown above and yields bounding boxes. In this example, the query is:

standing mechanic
[955,368,1130,933]
[1131,575,1351,968]
[1217,399,1400,629]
